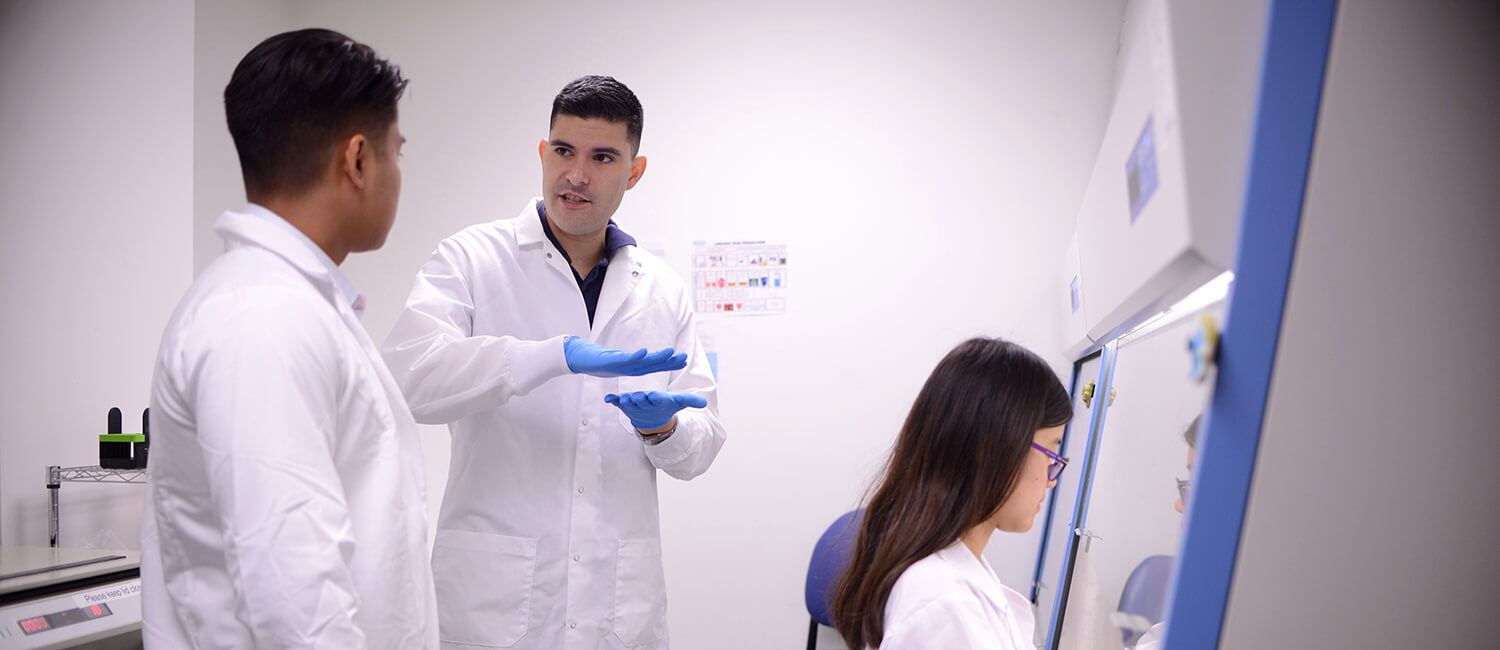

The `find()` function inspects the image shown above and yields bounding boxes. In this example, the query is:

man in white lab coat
[383,76,727,650]
[141,29,439,648]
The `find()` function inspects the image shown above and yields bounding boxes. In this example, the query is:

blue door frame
[1161,1,1337,648]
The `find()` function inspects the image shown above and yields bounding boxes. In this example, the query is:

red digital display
[16,601,111,635]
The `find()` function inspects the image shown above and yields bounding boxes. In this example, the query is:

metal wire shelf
[50,465,148,485]
[46,464,148,548]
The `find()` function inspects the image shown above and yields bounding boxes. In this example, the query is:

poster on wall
[692,241,788,315]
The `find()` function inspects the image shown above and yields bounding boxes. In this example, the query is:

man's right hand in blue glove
[564,336,687,378]
[604,391,709,430]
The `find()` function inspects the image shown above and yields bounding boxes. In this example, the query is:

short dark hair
[224,28,408,199]
[549,75,644,154]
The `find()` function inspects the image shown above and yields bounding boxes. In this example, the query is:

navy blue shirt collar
[538,201,637,325]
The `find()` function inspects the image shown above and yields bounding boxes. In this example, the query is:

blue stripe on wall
[1161,1,1338,648]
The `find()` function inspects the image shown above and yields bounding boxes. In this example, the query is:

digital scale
[0,547,141,649]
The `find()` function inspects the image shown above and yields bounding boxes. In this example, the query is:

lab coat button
[573,554,581,562]
[577,486,584,494]
[569,621,578,629]
[582,418,589,425]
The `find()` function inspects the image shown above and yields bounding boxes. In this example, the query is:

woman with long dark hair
[831,337,1073,649]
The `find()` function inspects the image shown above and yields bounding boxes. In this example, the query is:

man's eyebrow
[549,139,623,157]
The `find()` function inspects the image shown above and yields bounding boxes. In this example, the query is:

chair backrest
[804,509,865,627]
[1117,554,1175,628]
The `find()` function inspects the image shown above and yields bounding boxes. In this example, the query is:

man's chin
[547,211,609,237]
[352,236,390,254]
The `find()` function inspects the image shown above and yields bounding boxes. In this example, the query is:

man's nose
[564,158,588,185]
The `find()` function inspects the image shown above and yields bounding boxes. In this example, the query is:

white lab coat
[1133,623,1165,650]
[383,199,726,650]
[140,210,439,649]
[877,540,1035,650]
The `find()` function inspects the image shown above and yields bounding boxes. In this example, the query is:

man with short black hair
[141,28,437,648]
[384,76,725,650]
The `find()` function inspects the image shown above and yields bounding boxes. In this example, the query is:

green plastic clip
[99,434,146,443]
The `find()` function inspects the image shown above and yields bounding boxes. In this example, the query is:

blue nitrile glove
[604,391,709,430]
[564,336,687,378]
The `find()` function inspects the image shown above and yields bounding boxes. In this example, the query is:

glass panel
[1032,352,1103,646]
[1055,300,1224,650]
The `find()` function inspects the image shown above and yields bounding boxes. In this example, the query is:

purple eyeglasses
[1031,443,1069,482]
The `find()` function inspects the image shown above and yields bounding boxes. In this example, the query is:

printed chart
[692,241,788,314]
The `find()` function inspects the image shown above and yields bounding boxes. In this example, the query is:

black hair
[549,75,644,154]
[224,28,408,199]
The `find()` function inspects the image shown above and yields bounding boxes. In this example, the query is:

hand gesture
[604,391,708,430]
[564,337,686,378]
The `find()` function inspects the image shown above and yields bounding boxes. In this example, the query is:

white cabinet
[1058,232,1092,360]
[1068,0,1267,344]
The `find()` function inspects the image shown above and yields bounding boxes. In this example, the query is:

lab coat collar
[934,538,1006,596]
[516,197,639,255]
[514,198,646,337]
[213,209,361,321]
[916,539,1032,647]
[516,198,580,293]
[237,204,366,320]
[591,245,644,337]
[516,198,550,247]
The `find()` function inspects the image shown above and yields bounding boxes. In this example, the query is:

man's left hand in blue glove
[604,391,708,441]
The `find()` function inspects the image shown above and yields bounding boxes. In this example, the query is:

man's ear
[342,134,371,190]
[625,155,648,190]
[538,139,548,162]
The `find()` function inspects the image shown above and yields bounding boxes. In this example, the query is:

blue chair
[1117,554,1174,645]
[804,509,864,650]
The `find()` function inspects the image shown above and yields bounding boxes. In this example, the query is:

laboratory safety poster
[692,241,787,315]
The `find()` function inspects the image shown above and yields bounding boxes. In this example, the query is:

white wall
[182,1,1127,647]
[193,2,296,271]
[0,0,194,547]
[1220,2,1500,647]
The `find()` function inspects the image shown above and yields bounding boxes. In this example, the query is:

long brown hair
[831,337,1072,648]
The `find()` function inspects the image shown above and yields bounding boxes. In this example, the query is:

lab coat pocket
[433,529,537,648]
[612,537,668,647]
